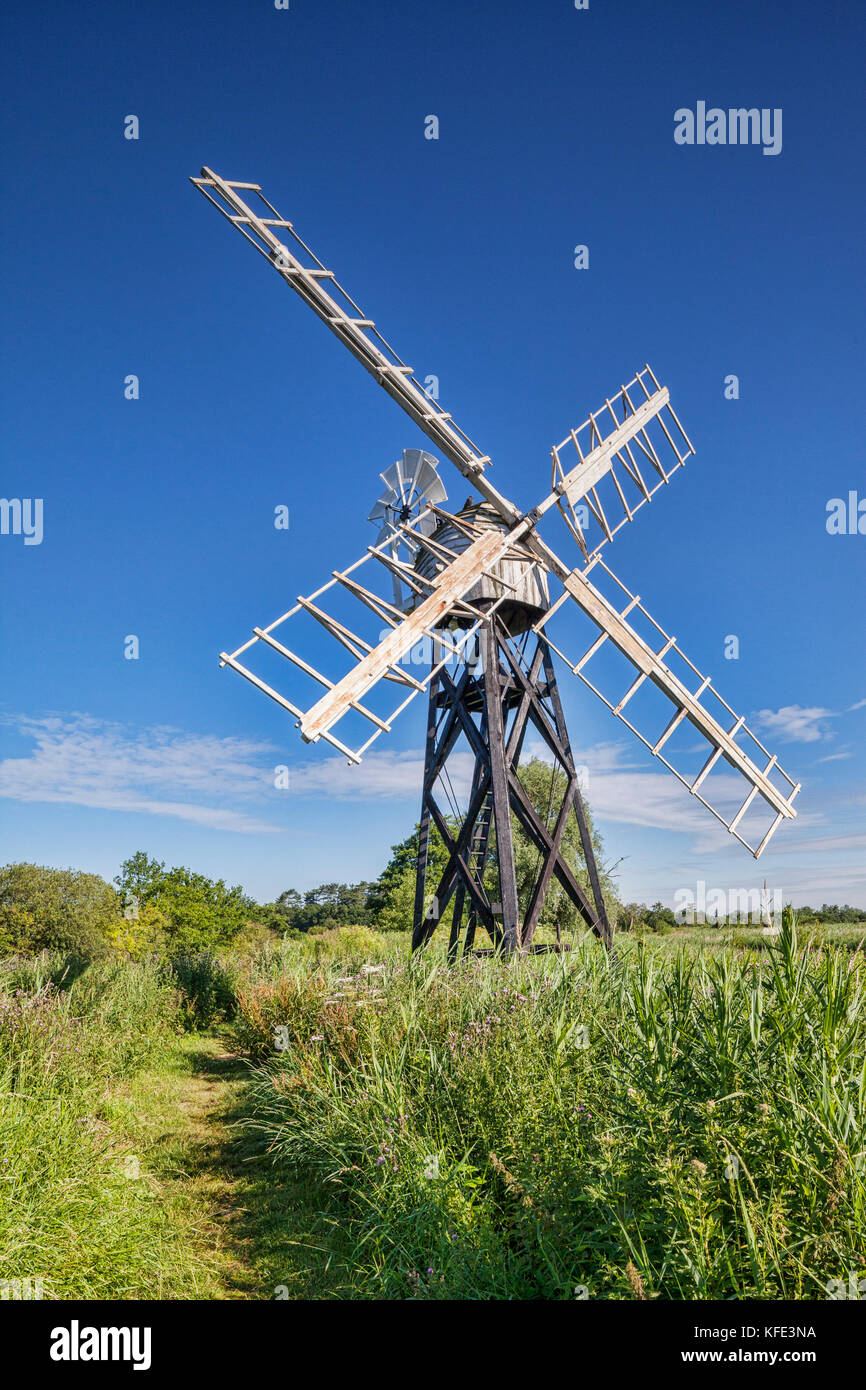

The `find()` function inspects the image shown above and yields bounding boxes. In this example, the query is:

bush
[0,863,120,957]
[167,951,239,1030]
[233,968,332,1060]
[232,926,390,1058]
[300,924,386,961]
[115,852,252,953]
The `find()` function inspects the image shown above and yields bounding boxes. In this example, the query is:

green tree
[369,758,619,939]
[369,824,453,932]
[0,862,120,956]
[618,902,647,933]
[114,852,251,953]
[270,881,374,933]
[509,759,618,939]
[643,900,677,934]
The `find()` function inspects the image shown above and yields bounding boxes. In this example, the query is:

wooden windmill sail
[191,167,801,957]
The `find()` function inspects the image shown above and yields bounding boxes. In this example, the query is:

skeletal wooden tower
[405,499,612,955]
[192,167,801,957]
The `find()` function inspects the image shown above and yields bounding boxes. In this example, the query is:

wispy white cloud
[754,697,866,745]
[753,704,836,744]
[289,747,430,800]
[768,830,866,857]
[815,751,852,764]
[0,713,281,833]
[292,736,735,848]
[2,713,861,903]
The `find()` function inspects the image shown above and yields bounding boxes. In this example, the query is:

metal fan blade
[368,497,396,523]
[415,458,447,505]
[402,448,426,497]
[381,459,410,505]
[370,451,446,533]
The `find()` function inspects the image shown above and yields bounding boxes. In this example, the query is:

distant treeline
[615,901,866,934]
[797,905,866,923]
[271,882,376,934]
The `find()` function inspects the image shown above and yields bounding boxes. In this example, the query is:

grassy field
[1,918,864,1299]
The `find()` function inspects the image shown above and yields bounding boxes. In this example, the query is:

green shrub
[168,951,238,1029]
[232,926,389,1059]
[300,924,386,961]
[114,852,252,953]
[0,863,120,957]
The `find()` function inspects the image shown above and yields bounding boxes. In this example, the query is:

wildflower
[309,1034,325,1042]
[690,1159,707,1176]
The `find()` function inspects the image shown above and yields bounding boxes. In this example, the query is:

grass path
[106,1033,349,1299]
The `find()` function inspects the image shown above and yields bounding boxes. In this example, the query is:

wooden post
[541,642,613,948]
[411,648,440,950]
[481,621,521,954]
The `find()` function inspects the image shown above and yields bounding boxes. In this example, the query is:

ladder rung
[279,265,335,279]
[575,595,641,675]
[614,672,647,715]
[691,743,723,793]
[253,626,390,733]
[194,178,261,191]
[575,632,609,673]
[652,674,711,753]
[616,634,677,713]
[755,811,784,858]
[231,216,293,228]
[729,785,758,833]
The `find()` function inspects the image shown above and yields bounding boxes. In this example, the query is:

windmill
[191,167,801,958]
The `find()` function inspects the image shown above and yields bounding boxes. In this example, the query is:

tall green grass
[239,917,866,1299]
[0,953,212,1298]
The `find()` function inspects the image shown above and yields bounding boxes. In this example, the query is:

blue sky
[1,0,864,908]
